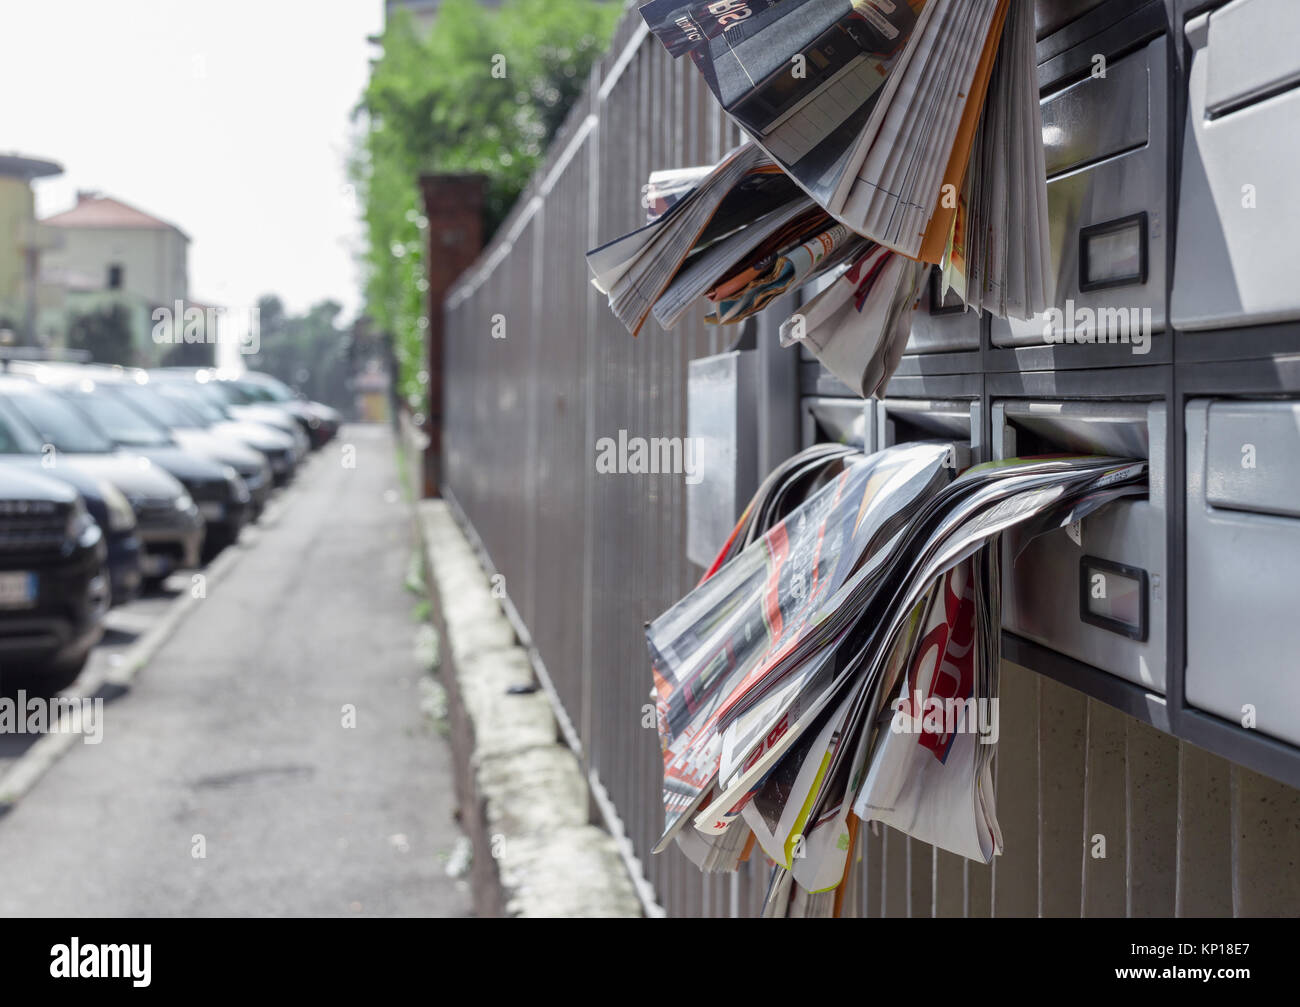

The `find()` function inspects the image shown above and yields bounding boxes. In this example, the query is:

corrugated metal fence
[440,5,1300,917]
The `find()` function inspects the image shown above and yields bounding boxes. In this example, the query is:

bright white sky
[1,0,386,320]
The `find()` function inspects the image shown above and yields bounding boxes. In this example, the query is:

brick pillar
[419,174,485,498]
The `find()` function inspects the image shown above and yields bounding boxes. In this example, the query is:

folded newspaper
[645,443,1146,917]
[587,0,1051,397]
[642,0,1050,313]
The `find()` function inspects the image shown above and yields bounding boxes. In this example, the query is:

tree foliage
[66,302,135,365]
[244,295,353,412]
[350,0,619,415]
[157,331,215,368]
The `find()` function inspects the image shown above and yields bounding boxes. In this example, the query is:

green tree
[245,295,353,412]
[157,338,215,368]
[67,302,135,365]
[351,0,619,414]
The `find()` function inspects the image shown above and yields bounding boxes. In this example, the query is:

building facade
[0,154,63,344]
[42,192,189,309]
[40,191,197,364]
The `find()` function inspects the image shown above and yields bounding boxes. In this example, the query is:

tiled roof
[42,193,187,238]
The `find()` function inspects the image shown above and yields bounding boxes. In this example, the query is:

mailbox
[904,267,982,356]
[686,350,758,567]
[990,38,1168,353]
[800,396,873,451]
[1172,0,1300,331]
[994,399,1167,691]
[1185,398,1300,747]
[876,397,982,470]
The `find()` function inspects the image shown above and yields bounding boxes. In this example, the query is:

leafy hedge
[352,0,620,417]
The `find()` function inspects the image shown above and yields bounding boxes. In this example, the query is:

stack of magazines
[588,0,1050,397]
[646,444,1146,917]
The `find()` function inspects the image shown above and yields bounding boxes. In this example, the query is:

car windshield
[207,380,254,405]
[236,382,274,402]
[156,385,223,425]
[188,383,235,418]
[114,383,200,429]
[2,388,116,454]
[243,377,294,402]
[60,389,172,447]
[0,399,43,455]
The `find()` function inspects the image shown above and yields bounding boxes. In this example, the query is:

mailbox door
[906,267,982,355]
[991,38,1168,350]
[995,400,1167,691]
[1172,1,1300,330]
[1186,398,1300,746]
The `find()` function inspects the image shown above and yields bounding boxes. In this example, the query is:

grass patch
[393,436,414,505]
[405,549,427,597]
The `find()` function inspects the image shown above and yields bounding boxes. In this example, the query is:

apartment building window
[107,264,124,289]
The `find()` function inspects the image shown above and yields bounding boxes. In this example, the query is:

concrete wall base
[415,499,641,917]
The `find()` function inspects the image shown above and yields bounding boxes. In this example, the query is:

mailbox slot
[1186,397,1300,748]
[994,399,1167,692]
[1172,1,1300,330]
[801,396,873,451]
[877,398,981,470]
[991,37,1168,351]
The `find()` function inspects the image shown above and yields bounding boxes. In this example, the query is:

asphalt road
[0,424,471,916]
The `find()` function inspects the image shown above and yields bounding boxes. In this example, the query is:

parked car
[158,367,314,456]
[145,375,300,486]
[0,376,202,588]
[26,373,252,554]
[0,464,109,687]
[0,383,146,603]
[234,370,341,449]
[104,377,274,515]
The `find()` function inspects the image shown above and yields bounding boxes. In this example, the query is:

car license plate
[0,571,37,609]
[199,502,225,522]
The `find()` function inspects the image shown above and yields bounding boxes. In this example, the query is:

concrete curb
[414,499,642,918]
[0,463,310,812]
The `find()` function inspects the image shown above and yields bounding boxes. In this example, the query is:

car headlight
[174,490,195,512]
[65,497,100,547]
[243,462,268,489]
[100,482,137,533]
[222,465,251,505]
